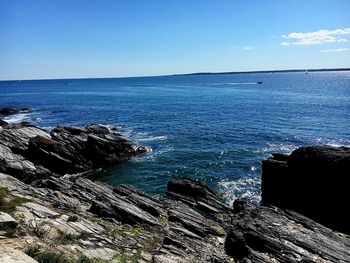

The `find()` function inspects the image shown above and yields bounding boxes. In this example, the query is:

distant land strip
[173,67,350,76]
[1,67,350,82]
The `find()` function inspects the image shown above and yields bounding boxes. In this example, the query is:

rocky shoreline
[1,108,350,262]
[0,110,147,183]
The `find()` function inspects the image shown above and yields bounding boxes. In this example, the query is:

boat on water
[257,81,263,84]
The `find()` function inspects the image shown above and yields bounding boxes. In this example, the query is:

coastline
[0,67,349,82]
[1,108,350,262]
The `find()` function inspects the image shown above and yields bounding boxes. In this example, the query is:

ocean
[1,71,349,204]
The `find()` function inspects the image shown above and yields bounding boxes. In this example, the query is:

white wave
[227,82,258,85]
[208,82,258,86]
[254,143,297,154]
[326,142,350,147]
[137,135,168,142]
[314,137,350,147]
[132,146,173,163]
[3,113,31,123]
[218,177,261,206]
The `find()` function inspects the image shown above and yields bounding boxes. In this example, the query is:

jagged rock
[152,177,232,262]
[0,122,146,181]
[2,170,350,263]
[0,123,50,153]
[34,176,162,226]
[0,144,51,182]
[27,135,91,175]
[262,145,350,234]
[167,201,224,238]
[166,177,229,214]
[22,202,60,219]
[0,212,18,230]
[0,119,7,126]
[225,199,350,262]
[113,184,164,217]
[0,107,29,115]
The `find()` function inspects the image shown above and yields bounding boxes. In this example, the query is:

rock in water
[0,119,7,126]
[0,122,146,181]
[0,107,29,115]
[262,145,350,234]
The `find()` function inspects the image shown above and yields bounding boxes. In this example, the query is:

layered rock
[262,145,350,234]
[0,121,146,182]
[2,172,350,263]
[225,199,350,262]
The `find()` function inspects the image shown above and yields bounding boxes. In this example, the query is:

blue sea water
[1,71,349,204]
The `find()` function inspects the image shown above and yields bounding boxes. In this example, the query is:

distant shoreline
[174,67,350,76]
[1,67,349,82]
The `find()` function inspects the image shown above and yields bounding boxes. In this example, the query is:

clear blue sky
[1,0,349,80]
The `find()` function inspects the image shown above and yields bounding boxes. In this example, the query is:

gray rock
[225,199,350,262]
[0,212,18,229]
[0,144,51,182]
[166,176,230,214]
[0,122,146,182]
[0,247,38,263]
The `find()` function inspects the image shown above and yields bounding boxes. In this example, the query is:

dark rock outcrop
[225,199,350,262]
[0,119,7,126]
[166,176,230,214]
[262,145,350,234]
[0,122,146,182]
[0,107,29,115]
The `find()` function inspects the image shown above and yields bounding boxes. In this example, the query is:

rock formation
[0,114,146,182]
[1,108,350,262]
[1,172,350,262]
[0,107,29,115]
[262,145,350,234]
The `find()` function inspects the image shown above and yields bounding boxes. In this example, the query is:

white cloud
[321,48,349,52]
[243,46,253,50]
[280,28,350,46]
[280,42,290,46]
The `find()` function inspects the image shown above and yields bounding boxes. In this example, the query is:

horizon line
[1,67,350,82]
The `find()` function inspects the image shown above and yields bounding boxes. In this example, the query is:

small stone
[0,212,18,230]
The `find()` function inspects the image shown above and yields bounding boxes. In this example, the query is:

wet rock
[225,199,350,262]
[0,107,29,115]
[0,119,7,126]
[262,145,350,234]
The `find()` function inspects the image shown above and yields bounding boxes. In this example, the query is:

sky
[1,0,350,80]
